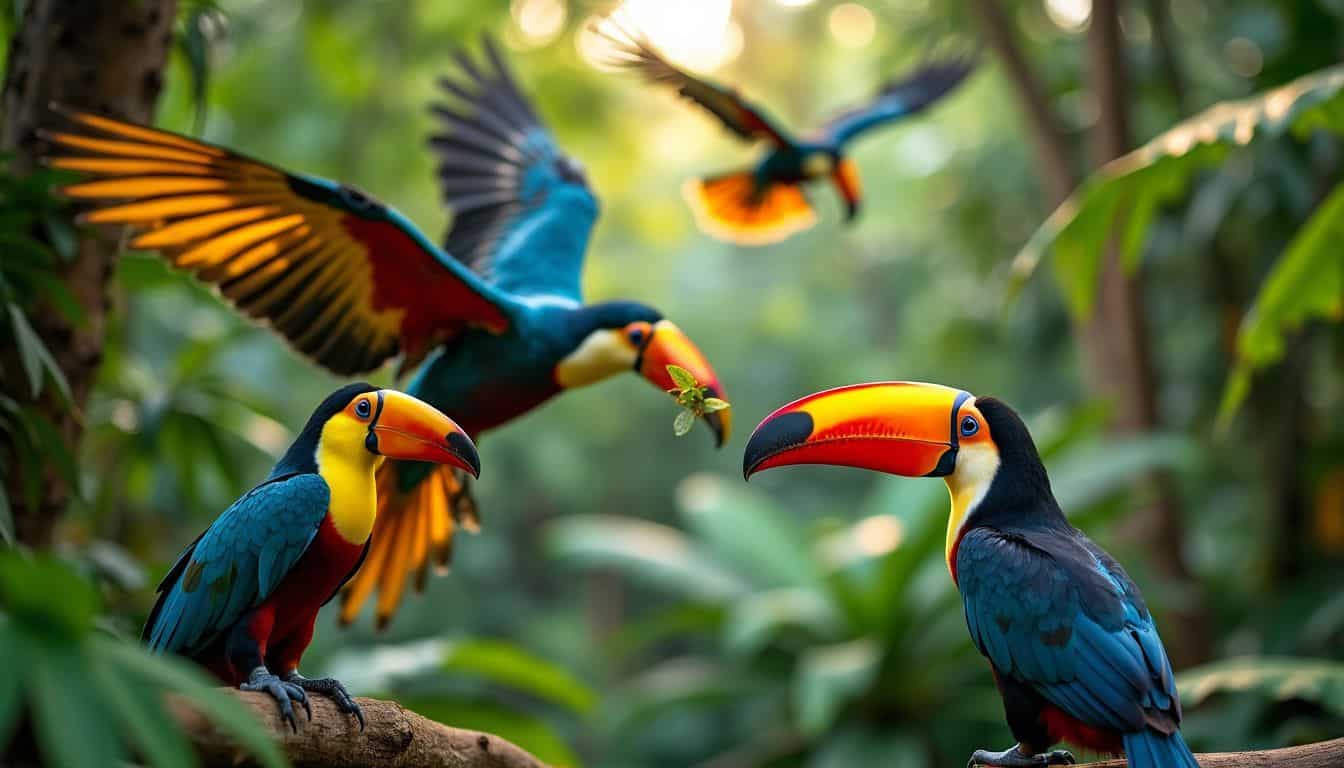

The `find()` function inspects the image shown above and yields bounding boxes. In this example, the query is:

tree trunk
[1082,0,1208,667]
[0,0,177,548]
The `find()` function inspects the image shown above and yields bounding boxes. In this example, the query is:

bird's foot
[240,667,311,732]
[283,670,365,730]
[967,744,1076,767]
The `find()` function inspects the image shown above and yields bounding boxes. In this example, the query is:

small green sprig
[666,364,730,437]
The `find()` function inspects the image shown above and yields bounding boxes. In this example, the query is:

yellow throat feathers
[316,413,383,544]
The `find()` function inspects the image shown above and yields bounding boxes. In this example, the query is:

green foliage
[441,638,598,715]
[1217,181,1344,425]
[0,552,286,768]
[0,158,82,542]
[664,365,729,437]
[1015,64,1344,318]
[1180,657,1344,719]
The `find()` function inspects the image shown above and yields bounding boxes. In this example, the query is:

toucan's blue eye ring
[355,398,372,418]
[960,415,979,437]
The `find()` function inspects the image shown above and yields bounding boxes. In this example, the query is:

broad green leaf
[666,364,697,391]
[793,637,880,737]
[5,303,71,403]
[100,640,287,768]
[546,514,749,602]
[0,555,98,639]
[1179,656,1344,718]
[29,643,126,768]
[702,397,730,413]
[1217,182,1344,427]
[89,658,198,768]
[8,302,45,397]
[722,587,840,656]
[673,408,695,436]
[678,475,821,589]
[398,697,580,768]
[441,638,597,715]
[1014,64,1344,319]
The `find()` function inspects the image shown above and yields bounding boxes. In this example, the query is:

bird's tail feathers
[338,462,479,630]
[1122,730,1199,768]
[682,171,815,246]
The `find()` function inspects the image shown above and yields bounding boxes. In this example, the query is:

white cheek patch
[944,441,1001,571]
[555,329,638,388]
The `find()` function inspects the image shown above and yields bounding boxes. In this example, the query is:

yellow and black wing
[45,108,514,375]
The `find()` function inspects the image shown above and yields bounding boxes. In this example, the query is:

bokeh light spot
[512,0,566,46]
[1044,0,1091,31]
[829,4,876,48]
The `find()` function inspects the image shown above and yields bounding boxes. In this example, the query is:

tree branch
[173,690,549,768]
[1076,737,1344,767]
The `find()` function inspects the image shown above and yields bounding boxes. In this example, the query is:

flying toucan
[43,37,728,631]
[743,382,1199,768]
[143,384,480,731]
[600,25,974,245]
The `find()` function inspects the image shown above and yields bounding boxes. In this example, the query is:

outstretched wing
[817,57,974,146]
[44,108,514,375]
[599,24,793,146]
[144,474,330,655]
[430,36,598,305]
[956,528,1182,734]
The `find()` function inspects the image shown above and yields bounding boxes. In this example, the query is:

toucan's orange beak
[638,320,730,447]
[831,159,862,221]
[743,382,970,479]
[370,390,480,477]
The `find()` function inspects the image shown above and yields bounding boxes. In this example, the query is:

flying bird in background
[44,37,729,632]
[601,26,974,245]
[744,382,1199,768]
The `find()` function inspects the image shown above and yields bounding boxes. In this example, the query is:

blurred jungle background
[2,0,1344,766]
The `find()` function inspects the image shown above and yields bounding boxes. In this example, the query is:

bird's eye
[960,415,979,437]
[355,399,372,419]
[628,327,646,345]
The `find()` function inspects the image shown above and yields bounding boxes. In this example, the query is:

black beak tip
[741,410,814,482]
[448,431,481,478]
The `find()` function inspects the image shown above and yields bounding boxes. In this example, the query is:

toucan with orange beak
[744,382,1199,768]
[44,37,728,631]
[601,26,973,245]
[143,383,480,730]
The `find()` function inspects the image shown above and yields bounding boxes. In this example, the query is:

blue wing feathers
[957,526,1183,736]
[430,37,597,305]
[145,474,331,655]
[822,57,975,146]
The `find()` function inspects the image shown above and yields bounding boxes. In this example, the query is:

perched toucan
[143,383,480,730]
[743,382,1199,768]
[44,38,728,630]
[601,27,974,245]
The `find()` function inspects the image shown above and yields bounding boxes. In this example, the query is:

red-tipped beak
[638,320,730,447]
[370,390,480,477]
[743,382,971,479]
[832,159,862,221]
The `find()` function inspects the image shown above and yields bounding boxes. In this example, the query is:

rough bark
[1082,0,1208,667]
[0,0,176,548]
[1075,737,1344,768]
[173,690,548,768]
